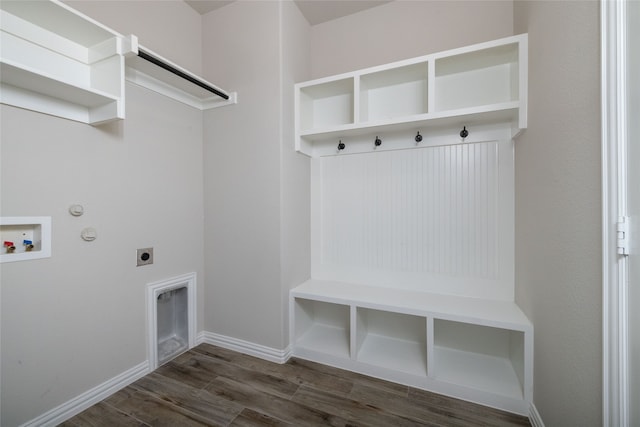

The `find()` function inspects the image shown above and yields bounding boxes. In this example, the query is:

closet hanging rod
[137,49,229,100]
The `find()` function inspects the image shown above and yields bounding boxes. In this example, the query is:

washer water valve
[4,241,16,253]
[23,240,34,251]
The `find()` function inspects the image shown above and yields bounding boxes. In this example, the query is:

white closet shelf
[0,0,236,123]
[125,46,238,111]
[0,61,120,124]
[0,0,128,124]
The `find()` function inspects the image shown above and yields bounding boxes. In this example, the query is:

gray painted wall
[201,1,311,349]
[0,84,205,426]
[310,0,514,78]
[514,2,602,426]
[280,1,312,344]
[201,1,284,348]
[0,2,204,425]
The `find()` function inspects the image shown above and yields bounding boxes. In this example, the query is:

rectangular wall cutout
[147,273,196,369]
[0,216,51,263]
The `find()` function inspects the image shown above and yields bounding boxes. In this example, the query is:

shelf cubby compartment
[359,62,428,123]
[293,298,351,359]
[0,216,52,263]
[0,0,130,124]
[434,42,520,113]
[356,308,427,376]
[298,78,354,132]
[432,319,525,399]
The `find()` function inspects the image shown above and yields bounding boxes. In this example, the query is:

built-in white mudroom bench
[290,34,533,416]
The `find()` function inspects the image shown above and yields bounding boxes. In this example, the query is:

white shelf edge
[299,101,520,139]
[291,279,532,331]
[1,60,120,106]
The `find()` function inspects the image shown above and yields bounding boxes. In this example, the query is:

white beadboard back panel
[311,140,514,300]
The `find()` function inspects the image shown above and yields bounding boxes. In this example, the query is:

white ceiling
[184,0,392,25]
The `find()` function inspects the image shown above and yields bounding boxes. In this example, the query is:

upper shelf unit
[0,0,236,125]
[295,34,527,157]
[0,0,132,124]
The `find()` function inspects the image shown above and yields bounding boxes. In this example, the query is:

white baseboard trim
[529,403,545,427]
[20,361,150,427]
[197,331,292,364]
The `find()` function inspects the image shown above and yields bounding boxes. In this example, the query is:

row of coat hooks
[337,126,469,152]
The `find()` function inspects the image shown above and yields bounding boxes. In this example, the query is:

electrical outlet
[137,247,153,266]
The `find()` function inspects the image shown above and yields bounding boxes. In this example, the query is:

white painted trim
[198,331,292,364]
[602,1,630,426]
[529,403,545,427]
[19,361,149,427]
[147,272,197,370]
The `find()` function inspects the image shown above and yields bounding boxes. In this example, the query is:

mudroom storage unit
[290,34,532,416]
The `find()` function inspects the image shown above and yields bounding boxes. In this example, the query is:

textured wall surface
[1,3,205,425]
[201,1,311,349]
[1,84,204,426]
[513,2,602,426]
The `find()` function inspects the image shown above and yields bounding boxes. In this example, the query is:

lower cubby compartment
[293,298,350,359]
[432,319,525,399]
[356,308,427,376]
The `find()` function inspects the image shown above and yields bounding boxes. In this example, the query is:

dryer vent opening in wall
[157,287,188,364]
[147,273,196,369]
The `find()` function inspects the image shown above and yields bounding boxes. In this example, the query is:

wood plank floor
[61,344,531,427]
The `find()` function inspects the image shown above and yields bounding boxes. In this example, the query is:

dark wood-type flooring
[61,344,531,427]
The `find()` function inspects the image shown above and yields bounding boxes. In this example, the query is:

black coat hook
[337,140,345,151]
[415,131,423,143]
[460,126,468,138]
[374,136,382,148]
